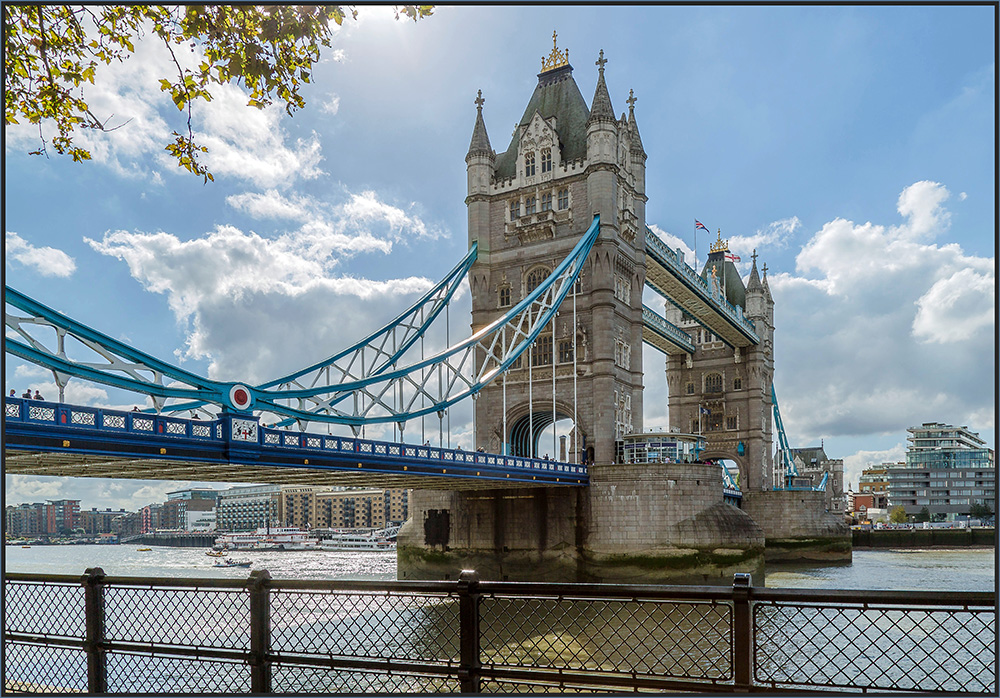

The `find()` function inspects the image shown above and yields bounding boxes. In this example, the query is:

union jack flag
[695,220,709,232]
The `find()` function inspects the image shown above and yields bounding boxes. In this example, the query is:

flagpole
[693,220,697,271]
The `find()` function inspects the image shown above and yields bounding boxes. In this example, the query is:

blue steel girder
[3,397,587,490]
[641,304,696,355]
[643,227,759,348]
[4,216,601,429]
[771,386,827,492]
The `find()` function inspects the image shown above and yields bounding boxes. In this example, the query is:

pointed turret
[587,49,615,125]
[746,249,763,293]
[626,89,646,159]
[762,262,773,301]
[466,89,493,162]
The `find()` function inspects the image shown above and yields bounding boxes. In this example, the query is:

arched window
[509,199,520,219]
[558,188,569,210]
[705,373,723,393]
[532,335,553,366]
[540,192,553,211]
[559,341,574,363]
[525,267,549,293]
[525,196,537,215]
[498,286,511,307]
[524,151,536,177]
[541,148,552,173]
[733,377,742,391]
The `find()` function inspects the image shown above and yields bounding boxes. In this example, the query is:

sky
[4,5,995,511]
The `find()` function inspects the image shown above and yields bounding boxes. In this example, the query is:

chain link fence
[4,569,994,694]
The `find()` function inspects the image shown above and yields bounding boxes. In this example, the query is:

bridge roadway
[643,228,759,348]
[3,398,586,490]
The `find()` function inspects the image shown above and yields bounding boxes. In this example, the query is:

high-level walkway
[643,228,759,348]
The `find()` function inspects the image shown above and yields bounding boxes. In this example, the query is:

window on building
[733,378,742,391]
[510,199,520,219]
[558,188,569,210]
[559,341,574,363]
[705,373,723,393]
[532,335,553,365]
[525,152,536,177]
[541,148,552,173]
[541,192,553,211]
[525,196,537,215]
[686,382,695,395]
[498,286,511,307]
[525,267,549,293]
[573,277,582,294]
[727,416,738,430]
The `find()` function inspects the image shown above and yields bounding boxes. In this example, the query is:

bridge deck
[644,229,759,348]
[641,305,696,355]
[4,398,586,490]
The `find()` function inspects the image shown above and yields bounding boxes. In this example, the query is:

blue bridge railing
[3,397,587,485]
[641,304,696,354]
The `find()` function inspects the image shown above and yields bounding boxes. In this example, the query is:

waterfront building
[79,508,130,535]
[280,486,326,528]
[858,464,892,509]
[215,484,282,532]
[4,503,45,537]
[42,499,81,534]
[317,489,387,529]
[887,423,995,521]
[789,446,846,514]
[385,488,409,525]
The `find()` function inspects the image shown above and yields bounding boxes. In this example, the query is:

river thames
[4,544,995,590]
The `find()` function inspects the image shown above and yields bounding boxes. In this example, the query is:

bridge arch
[701,449,746,489]
[505,400,583,459]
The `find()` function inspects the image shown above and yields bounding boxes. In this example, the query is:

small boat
[137,548,152,552]
[21,545,30,549]
[214,558,251,568]
[205,550,227,557]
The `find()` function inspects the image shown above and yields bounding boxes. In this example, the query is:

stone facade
[664,248,776,493]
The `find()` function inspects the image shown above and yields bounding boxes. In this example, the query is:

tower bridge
[3,35,849,583]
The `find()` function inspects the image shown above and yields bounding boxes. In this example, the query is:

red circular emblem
[229,385,252,411]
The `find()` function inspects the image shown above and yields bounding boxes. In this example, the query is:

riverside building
[887,423,995,521]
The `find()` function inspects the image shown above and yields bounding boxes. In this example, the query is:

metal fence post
[457,569,481,693]
[248,569,272,693]
[81,567,107,693]
[732,573,753,690]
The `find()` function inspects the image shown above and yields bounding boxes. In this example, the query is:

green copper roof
[494,65,591,180]
[702,253,747,310]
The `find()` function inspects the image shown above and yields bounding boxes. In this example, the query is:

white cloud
[5,231,76,277]
[321,93,341,115]
[771,181,994,447]
[912,267,995,343]
[5,26,326,187]
[841,444,906,492]
[729,216,800,257]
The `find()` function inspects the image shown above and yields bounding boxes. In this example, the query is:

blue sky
[5,5,994,509]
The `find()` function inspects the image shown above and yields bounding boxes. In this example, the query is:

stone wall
[742,490,851,562]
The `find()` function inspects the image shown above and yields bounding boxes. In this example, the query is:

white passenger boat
[214,526,321,551]
[319,534,396,552]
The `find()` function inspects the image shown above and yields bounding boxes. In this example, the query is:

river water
[4,545,995,693]
[4,544,995,590]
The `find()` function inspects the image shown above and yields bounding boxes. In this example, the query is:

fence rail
[4,569,994,694]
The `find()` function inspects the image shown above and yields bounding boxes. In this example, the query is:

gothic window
[511,356,522,370]
[509,199,520,219]
[614,337,631,370]
[525,196,537,215]
[559,341,574,363]
[727,415,738,430]
[532,335,553,366]
[540,192,553,211]
[525,267,549,293]
[498,286,511,308]
[614,273,631,304]
[708,410,723,432]
[733,377,742,391]
[705,373,723,393]
[692,420,699,433]
[558,188,569,210]
[685,382,695,395]
[524,151,536,177]
[541,148,552,173]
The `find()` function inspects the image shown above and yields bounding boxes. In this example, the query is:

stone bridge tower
[466,38,647,465]
[664,235,776,492]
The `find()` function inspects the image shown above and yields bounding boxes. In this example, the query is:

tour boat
[213,526,321,551]
[318,529,397,552]
[213,558,252,568]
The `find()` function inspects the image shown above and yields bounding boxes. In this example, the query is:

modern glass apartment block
[887,423,995,521]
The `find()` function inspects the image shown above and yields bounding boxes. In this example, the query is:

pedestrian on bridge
[33,390,43,400]
[9,389,15,398]
[21,389,31,398]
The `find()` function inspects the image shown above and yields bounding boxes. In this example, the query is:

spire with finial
[747,248,763,292]
[761,261,772,299]
[466,89,493,162]
[626,88,645,156]
[587,49,615,125]
[540,30,570,73]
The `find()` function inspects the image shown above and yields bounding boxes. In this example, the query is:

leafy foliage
[4,4,433,182]
[914,506,931,523]
[888,505,908,523]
